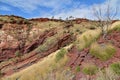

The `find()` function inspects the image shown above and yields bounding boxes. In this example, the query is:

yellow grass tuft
[75,29,101,51]
[90,43,116,61]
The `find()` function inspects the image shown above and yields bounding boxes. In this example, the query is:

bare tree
[93,0,118,38]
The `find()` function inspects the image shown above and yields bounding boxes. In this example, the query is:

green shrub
[110,62,120,75]
[55,48,68,62]
[76,29,80,32]
[76,66,80,72]
[16,19,22,24]
[0,70,2,76]
[0,19,3,21]
[23,19,29,24]
[36,44,48,53]
[82,64,98,75]
[83,35,96,48]
[36,36,57,53]
[15,51,21,57]
[96,68,119,80]
[83,35,89,48]
[90,43,116,61]
[89,26,96,30]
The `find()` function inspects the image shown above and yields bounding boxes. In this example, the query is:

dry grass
[90,43,116,61]
[110,62,120,75]
[75,29,101,51]
[2,44,73,80]
[82,63,98,75]
[96,68,120,80]
[110,21,120,29]
[34,21,63,31]
[109,24,120,33]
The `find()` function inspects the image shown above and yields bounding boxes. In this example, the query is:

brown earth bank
[67,31,120,80]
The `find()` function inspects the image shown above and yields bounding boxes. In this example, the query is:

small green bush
[89,26,96,30]
[82,64,98,75]
[76,66,80,72]
[76,29,80,32]
[36,44,48,53]
[0,19,3,21]
[36,36,57,53]
[55,48,68,62]
[0,70,2,76]
[23,19,29,24]
[110,62,120,75]
[15,51,21,57]
[90,43,116,61]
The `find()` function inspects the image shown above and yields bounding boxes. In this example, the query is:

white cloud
[44,0,120,20]
[0,0,120,19]
[0,6,11,11]
[53,7,92,19]
[0,0,73,13]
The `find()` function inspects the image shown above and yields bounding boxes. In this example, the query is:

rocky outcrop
[24,28,57,53]
[67,47,89,69]
[0,32,75,76]
[0,28,56,62]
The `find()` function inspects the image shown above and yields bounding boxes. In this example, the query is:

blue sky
[0,0,119,19]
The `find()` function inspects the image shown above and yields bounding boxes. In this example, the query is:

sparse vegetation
[83,35,91,48]
[23,19,29,24]
[96,68,120,80]
[90,43,116,61]
[110,62,120,75]
[109,24,120,33]
[36,36,58,53]
[89,26,96,30]
[15,50,21,57]
[75,29,101,51]
[76,66,80,72]
[0,70,3,77]
[55,48,68,62]
[82,63,98,75]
